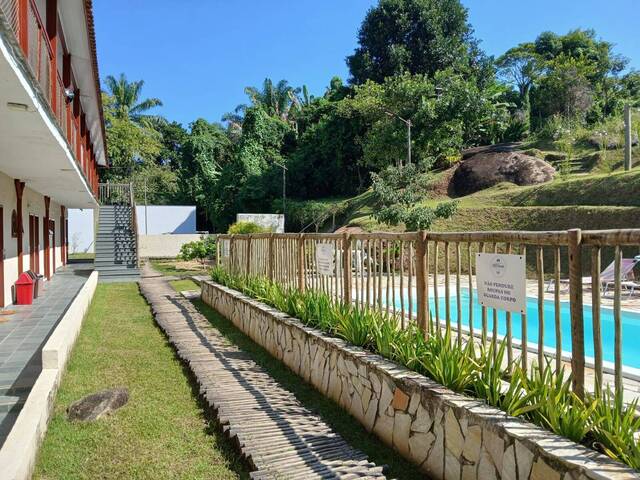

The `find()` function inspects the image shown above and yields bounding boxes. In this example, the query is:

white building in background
[237,213,285,233]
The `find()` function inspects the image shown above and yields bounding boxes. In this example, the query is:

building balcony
[0,0,105,206]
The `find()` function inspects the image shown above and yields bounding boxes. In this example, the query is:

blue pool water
[412,289,640,370]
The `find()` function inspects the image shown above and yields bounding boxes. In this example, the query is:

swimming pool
[408,289,640,370]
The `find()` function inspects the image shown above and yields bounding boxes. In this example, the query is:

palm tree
[103,73,163,123]
[244,78,300,121]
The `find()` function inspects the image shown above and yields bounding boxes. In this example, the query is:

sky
[93,0,639,127]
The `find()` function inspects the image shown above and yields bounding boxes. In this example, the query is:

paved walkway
[139,267,387,479]
[0,262,93,446]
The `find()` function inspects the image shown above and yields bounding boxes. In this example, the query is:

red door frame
[44,196,50,279]
[51,220,56,275]
[0,206,4,307]
[34,216,39,274]
[29,215,35,271]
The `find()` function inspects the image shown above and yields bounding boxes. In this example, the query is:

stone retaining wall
[201,279,638,480]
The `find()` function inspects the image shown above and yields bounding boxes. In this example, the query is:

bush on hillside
[227,221,270,234]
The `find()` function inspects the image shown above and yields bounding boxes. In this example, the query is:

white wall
[1,169,67,306]
[237,213,284,233]
[139,234,204,258]
[136,205,197,234]
[68,208,95,254]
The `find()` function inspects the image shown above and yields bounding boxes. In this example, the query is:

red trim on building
[14,180,25,275]
[44,196,50,280]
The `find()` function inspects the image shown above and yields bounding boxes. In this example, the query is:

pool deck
[0,262,93,447]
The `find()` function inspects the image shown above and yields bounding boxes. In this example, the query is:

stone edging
[0,270,98,480]
[201,279,639,480]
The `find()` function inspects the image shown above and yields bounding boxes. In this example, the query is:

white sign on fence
[476,253,526,313]
[315,243,335,276]
[221,239,230,258]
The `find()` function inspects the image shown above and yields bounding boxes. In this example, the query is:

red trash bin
[15,273,34,305]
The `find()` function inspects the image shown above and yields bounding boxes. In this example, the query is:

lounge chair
[546,258,638,293]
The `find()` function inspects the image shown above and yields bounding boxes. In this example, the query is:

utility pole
[274,161,288,231]
[385,110,412,167]
[624,104,632,171]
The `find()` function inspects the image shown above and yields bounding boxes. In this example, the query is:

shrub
[227,221,270,234]
[178,236,216,266]
[371,165,458,230]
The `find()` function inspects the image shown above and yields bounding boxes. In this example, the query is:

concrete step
[95,261,138,268]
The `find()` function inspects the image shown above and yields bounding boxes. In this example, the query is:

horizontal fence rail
[215,229,640,399]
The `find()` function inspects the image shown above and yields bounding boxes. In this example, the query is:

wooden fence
[215,229,640,399]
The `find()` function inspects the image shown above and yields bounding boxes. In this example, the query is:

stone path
[138,268,388,479]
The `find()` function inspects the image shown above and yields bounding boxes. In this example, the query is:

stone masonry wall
[201,280,639,480]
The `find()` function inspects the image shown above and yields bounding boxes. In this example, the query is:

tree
[496,44,541,116]
[101,115,162,180]
[103,73,163,124]
[346,0,474,84]
[178,119,233,222]
[371,164,457,230]
[348,71,511,170]
[243,78,301,122]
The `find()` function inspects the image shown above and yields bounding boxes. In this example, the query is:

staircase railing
[129,183,140,268]
[98,181,131,205]
[97,182,140,268]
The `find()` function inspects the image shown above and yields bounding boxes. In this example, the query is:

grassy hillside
[287,133,640,234]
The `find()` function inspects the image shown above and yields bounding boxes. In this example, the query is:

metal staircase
[95,183,140,282]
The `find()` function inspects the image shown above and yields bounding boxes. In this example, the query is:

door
[29,215,35,271]
[0,206,4,307]
[34,216,39,274]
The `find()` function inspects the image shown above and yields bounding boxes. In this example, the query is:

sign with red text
[476,253,526,313]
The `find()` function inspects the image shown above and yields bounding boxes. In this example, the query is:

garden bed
[201,278,639,480]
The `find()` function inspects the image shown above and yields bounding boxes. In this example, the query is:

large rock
[67,387,129,422]
[452,149,556,196]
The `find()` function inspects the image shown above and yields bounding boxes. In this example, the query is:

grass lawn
[149,259,209,278]
[34,282,247,480]
[168,279,425,480]
[68,252,95,260]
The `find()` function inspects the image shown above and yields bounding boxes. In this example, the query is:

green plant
[209,267,640,472]
[334,304,374,348]
[391,324,430,373]
[371,315,399,359]
[591,388,640,469]
[420,330,478,394]
[523,362,598,443]
[227,221,270,234]
[178,236,217,266]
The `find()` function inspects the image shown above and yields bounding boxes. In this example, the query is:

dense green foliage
[178,236,217,265]
[211,268,640,471]
[371,164,458,229]
[100,0,640,233]
[227,221,270,234]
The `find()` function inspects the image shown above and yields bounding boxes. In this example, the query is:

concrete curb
[0,270,99,480]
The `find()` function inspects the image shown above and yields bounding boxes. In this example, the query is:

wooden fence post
[268,233,274,282]
[297,234,305,291]
[568,228,585,399]
[342,233,352,305]
[415,231,428,335]
[230,235,236,274]
[246,235,252,276]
